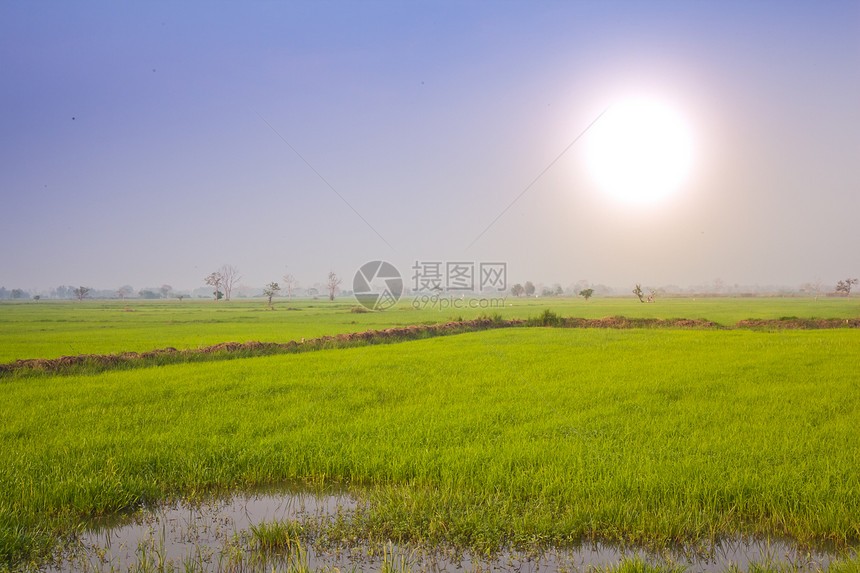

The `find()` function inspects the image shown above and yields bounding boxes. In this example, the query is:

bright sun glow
[586,97,694,204]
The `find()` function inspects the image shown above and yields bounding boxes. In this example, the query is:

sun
[585,97,694,204]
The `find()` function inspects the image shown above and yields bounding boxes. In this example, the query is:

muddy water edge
[43,483,856,573]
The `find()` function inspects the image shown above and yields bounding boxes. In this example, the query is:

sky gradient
[2,1,859,294]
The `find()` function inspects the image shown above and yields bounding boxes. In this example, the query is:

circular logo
[353,261,403,310]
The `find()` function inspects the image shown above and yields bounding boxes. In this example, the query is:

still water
[46,487,851,573]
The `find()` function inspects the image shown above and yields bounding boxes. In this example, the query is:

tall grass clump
[250,519,304,552]
[827,552,860,573]
[478,312,507,326]
[527,308,562,326]
[379,542,416,573]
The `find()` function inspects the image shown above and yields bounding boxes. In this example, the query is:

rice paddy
[1,297,858,572]
[1,297,857,363]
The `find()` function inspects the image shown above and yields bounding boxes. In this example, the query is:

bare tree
[117,286,133,301]
[282,273,297,300]
[204,272,224,302]
[812,278,823,301]
[220,265,240,301]
[73,286,90,302]
[262,282,281,309]
[835,278,859,301]
[327,271,342,301]
[800,279,824,301]
[633,284,645,303]
[160,284,173,299]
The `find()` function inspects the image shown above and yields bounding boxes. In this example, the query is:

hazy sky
[2,1,859,293]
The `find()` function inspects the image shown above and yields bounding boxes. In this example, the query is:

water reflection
[47,487,852,572]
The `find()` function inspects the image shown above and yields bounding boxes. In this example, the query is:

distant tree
[204,272,224,302]
[572,280,591,294]
[160,284,173,299]
[554,284,564,296]
[835,278,859,300]
[33,295,41,301]
[541,286,554,297]
[176,294,185,302]
[510,283,524,297]
[633,284,645,303]
[11,289,25,299]
[138,289,159,299]
[524,281,535,297]
[262,282,281,308]
[799,280,824,301]
[117,286,133,301]
[579,288,594,301]
[220,265,240,301]
[327,271,342,301]
[53,285,74,299]
[282,273,297,299]
[73,286,90,302]
[812,279,823,301]
[647,288,658,303]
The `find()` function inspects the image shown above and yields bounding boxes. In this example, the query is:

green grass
[250,519,304,552]
[0,299,414,363]
[1,327,858,569]
[1,297,858,362]
[587,556,686,572]
[724,551,860,572]
[827,552,860,573]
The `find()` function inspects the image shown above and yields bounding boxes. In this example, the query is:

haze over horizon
[2,2,859,295]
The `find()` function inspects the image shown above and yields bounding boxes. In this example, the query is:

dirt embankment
[736,318,860,329]
[562,317,717,328]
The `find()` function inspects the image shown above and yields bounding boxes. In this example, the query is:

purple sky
[2,1,859,293]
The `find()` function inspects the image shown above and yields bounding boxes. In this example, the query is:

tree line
[203,266,343,308]
[3,275,857,303]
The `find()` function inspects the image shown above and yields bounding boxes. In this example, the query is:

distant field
[0,296,857,362]
[1,297,859,571]
[2,325,860,568]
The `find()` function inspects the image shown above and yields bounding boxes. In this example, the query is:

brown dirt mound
[736,318,860,329]
[563,317,716,329]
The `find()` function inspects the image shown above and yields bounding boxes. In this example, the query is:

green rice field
[1,297,859,572]
[1,296,857,363]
